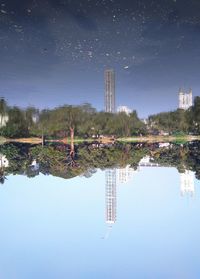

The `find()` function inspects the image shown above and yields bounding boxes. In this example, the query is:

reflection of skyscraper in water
[105,169,117,224]
[180,170,195,197]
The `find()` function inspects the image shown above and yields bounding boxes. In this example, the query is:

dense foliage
[148,96,200,135]
[0,101,146,138]
[0,97,200,138]
[0,141,200,183]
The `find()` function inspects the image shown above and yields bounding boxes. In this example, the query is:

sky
[0,0,200,117]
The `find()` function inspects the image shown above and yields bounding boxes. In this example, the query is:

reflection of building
[138,156,160,167]
[0,114,9,128]
[116,165,137,184]
[105,69,115,113]
[178,88,193,110]
[139,157,196,198]
[105,169,117,224]
[30,159,40,171]
[180,170,195,197]
[117,106,131,115]
[0,154,9,168]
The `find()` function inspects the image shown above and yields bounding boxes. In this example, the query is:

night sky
[1,0,200,117]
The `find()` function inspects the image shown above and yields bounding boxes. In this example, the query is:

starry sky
[1,0,200,117]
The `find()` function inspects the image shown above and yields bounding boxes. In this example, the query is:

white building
[116,165,137,184]
[105,169,117,224]
[0,154,9,168]
[117,106,131,115]
[138,156,160,167]
[178,88,193,110]
[180,170,195,197]
[0,114,9,128]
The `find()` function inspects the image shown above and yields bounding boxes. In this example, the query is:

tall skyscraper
[105,69,115,113]
[178,88,193,110]
[105,169,117,224]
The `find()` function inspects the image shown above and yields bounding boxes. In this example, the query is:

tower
[188,88,193,108]
[105,69,115,113]
[105,169,117,224]
[178,88,185,109]
[178,88,193,110]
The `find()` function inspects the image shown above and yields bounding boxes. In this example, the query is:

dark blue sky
[1,0,200,117]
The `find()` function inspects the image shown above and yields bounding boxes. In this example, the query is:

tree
[192,96,200,133]
[1,107,29,138]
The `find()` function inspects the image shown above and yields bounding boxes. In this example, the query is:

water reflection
[105,169,117,224]
[180,170,195,197]
[0,142,200,278]
[104,159,196,234]
[0,141,200,184]
[104,166,138,238]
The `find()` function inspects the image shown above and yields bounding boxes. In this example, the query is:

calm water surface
[0,143,200,278]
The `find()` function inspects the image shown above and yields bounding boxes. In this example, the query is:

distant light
[124,66,129,69]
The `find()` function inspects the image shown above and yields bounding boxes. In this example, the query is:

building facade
[180,170,195,197]
[105,169,117,224]
[0,114,9,128]
[178,88,193,110]
[117,105,131,115]
[105,69,115,113]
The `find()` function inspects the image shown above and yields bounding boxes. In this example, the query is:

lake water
[0,142,200,279]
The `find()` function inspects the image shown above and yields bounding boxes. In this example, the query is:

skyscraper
[105,69,115,113]
[178,88,193,110]
[105,169,117,224]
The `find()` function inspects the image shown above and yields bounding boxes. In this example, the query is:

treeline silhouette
[0,96,200,138]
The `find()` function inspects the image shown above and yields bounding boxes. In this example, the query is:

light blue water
[0,167,200,279]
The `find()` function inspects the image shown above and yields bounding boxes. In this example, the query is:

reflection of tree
[0,141,200,182]
[151,142,200,180]
[67,132,78,168]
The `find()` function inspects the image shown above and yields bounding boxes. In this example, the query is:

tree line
[0,96,200,138]
[0,141,200,182]
[0,100,145,138]
[148,96,200,135]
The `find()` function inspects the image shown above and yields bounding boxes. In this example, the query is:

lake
[0,141,200,279]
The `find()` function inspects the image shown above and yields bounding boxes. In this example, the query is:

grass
[4,135,200,144]
[0,136,7,145]
[117,135,200,143]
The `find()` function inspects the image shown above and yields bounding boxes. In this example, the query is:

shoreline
[2,135,200,144]
[117,135,200,143]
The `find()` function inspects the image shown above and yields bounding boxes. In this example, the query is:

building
[117,105,131,115]
[105,169,117,224]
[116,165,137,184]
[0,114,9,128]
[105,69,115,113]
[0,154,9,168]
[180,170,195,197]
[178,88,193,110]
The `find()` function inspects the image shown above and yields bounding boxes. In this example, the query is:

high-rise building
[105,169,117,224]
[178,88,193,110]
[105,69,115,113]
